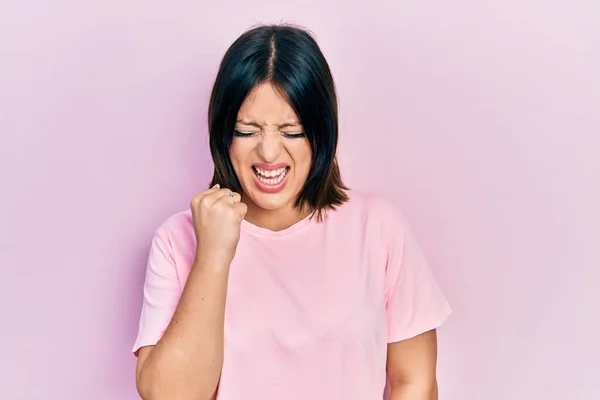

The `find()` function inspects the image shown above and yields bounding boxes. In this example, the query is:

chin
[246,190,292,211]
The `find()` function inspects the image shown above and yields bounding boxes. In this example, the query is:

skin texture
[134,82,439,399]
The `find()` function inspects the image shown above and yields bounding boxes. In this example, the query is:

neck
[242,197,311,232]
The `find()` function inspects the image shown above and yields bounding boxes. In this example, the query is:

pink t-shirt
[133,190,452,399]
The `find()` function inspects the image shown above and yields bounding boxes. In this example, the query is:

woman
[133,24,452,400]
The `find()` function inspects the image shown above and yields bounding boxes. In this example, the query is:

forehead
[237,82,299,124]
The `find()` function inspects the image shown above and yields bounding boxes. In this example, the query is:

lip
[252,162,290,171]
[251,165,290,193]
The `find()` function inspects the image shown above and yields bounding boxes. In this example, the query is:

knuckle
[200,196,211,206]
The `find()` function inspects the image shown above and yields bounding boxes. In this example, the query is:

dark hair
[207,24,348,220]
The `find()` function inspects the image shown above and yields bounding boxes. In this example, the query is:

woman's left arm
[387,329,439,400]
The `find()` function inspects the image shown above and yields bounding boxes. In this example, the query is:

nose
[256,132,283,162]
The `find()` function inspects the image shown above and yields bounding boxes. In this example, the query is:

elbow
[389,378,438,400]
[136,366,216,400]
[136,365,170,400]
[135,367,157,400]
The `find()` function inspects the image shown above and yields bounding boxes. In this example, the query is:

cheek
[229,139,252,169]
[295,142,312,173]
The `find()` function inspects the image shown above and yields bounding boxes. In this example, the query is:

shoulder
[340,189,407,225]
[328,189,409,239]
[151,209,195,252]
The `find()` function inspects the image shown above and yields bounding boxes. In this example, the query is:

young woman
[133,24,452,400]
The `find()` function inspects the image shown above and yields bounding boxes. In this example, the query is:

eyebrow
[236,120,301,129]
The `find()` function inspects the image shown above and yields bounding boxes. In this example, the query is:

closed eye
[234,130,305,139]
[283,132,306,139]
[233,130,257,137]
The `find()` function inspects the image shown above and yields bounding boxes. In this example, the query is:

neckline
[241,211,315,237]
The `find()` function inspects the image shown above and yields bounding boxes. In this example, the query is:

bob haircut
[207,24,348,220]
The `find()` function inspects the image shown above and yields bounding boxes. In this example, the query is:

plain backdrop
[1,1,599,399]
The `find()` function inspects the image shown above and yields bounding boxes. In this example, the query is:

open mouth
[252,166,290,185]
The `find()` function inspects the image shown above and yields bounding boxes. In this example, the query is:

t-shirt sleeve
[385,215,452,343]
[132,228,182,355]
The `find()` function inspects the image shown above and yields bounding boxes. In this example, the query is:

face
[229,82,312,212]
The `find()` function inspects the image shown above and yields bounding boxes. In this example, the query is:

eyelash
[233,130,306,139]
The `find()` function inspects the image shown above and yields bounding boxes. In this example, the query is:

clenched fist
[190,184,248,265]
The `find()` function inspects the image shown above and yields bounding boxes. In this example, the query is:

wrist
[193,248,234,272]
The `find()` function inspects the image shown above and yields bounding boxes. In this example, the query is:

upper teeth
[255,167,287,177]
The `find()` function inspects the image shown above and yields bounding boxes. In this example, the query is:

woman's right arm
[136,255,229,400]
[135,186,246,400]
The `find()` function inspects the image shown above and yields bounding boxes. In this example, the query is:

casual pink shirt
[133,190,452,399]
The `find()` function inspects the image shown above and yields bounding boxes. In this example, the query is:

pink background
[1,1,599,399]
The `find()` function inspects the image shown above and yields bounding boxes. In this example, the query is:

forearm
[389,380,438,400]
[138,255,230,400]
